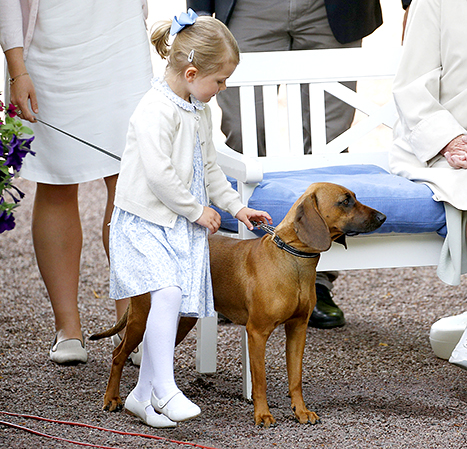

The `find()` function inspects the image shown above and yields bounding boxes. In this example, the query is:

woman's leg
[103,174,129,322]
[32,182,83,343]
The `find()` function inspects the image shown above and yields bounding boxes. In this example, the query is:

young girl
[109,10,271,428]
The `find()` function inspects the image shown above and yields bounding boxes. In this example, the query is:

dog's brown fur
[91,182,385,427]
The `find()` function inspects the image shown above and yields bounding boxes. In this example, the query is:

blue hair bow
[170,8,198,36]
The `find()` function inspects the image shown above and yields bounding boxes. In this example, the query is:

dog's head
[280,182,386,252]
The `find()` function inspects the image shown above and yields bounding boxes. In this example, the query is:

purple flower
[0,208,16,233]
[3,135,35,171]
[1,99,35,233]
[4,183,25,204]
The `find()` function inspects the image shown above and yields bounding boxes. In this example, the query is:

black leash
[36,119,122,161]
[252,221,319,259]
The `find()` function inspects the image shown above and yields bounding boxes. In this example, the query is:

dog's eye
[339,196,353,208]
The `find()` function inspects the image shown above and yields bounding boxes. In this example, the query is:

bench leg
[241,326,252,400]
[196,314,218,373]
[196,317,252,399]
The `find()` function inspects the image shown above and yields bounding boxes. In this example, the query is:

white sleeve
[393,0,466,163]
[0,0,24,53]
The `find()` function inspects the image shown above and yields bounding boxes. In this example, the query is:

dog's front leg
[284,319,320,425]
[246,323,276,428]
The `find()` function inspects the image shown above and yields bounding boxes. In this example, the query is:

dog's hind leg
[102,297,197,412]
[103,293,150,412]
[176,317,197,346]
[103,343,133,411]
[284,318,320,425]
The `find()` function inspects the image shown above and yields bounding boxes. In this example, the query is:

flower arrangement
[0,98,35,233]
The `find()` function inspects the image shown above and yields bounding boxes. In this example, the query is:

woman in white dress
[389,0,467,368]
[0,0,153,363]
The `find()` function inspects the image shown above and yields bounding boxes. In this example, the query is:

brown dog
[91,182,385,427]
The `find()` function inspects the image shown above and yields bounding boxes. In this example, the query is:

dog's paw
[103,397,123,413]
[254,412,276,428]
[294,408,321,425]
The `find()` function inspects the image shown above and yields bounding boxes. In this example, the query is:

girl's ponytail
[150,21,172,60]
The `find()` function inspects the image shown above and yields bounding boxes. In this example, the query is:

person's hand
[195,206,222,234]
[235,207,272,231]
[440,135,467,169]
[10,74,38,123]
[5,48,38,123]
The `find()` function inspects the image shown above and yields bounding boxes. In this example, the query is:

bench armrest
[214,138,263,184]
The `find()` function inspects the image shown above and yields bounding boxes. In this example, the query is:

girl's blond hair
[150,15,240,76]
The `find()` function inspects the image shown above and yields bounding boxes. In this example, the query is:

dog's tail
[89,306,129,340]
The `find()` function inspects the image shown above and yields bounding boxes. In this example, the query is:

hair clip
[188,50,195,63]
[170,8,198,36]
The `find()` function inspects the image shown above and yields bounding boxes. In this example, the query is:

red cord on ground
[0,411,223,449]
[0,420,122,449]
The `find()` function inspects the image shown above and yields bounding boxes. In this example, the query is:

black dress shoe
[308,284,346,329]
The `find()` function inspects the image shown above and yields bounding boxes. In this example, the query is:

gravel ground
[1,178,466,449]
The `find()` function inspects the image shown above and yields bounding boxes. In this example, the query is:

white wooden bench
[194,46,445,399]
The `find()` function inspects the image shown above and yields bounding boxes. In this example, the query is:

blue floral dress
[109,80,214,318]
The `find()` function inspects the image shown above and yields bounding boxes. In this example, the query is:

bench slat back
[227,46,402,167]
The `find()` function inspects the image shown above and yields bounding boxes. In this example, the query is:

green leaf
[20,126,34,135]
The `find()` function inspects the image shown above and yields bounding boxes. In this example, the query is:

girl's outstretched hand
[235,207,272,231]
[196,206,222,234]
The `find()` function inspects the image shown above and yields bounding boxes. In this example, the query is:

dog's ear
[293,195,332,251]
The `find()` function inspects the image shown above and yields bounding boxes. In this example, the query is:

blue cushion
[215,165,447,237]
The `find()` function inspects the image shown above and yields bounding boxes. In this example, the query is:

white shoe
[429,312,467,359]
[49,336,88,364]
[449,326,467,370]
[450,360,467,370]
[125,390,177,428]
[111,333,142,366]
[151,389,201,422]
[450,357,467,370]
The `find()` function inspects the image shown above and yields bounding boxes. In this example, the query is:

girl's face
[187,61,237,103]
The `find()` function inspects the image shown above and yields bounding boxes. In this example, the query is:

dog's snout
[375,211,386,225]
[343,205,386,236]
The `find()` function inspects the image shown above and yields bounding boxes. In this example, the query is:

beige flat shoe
[49,335,88,365]
[430,312,467,359]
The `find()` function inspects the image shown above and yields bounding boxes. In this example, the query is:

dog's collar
[252,222,320,259]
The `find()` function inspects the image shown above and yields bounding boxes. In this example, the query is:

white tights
[132,287,182,408]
